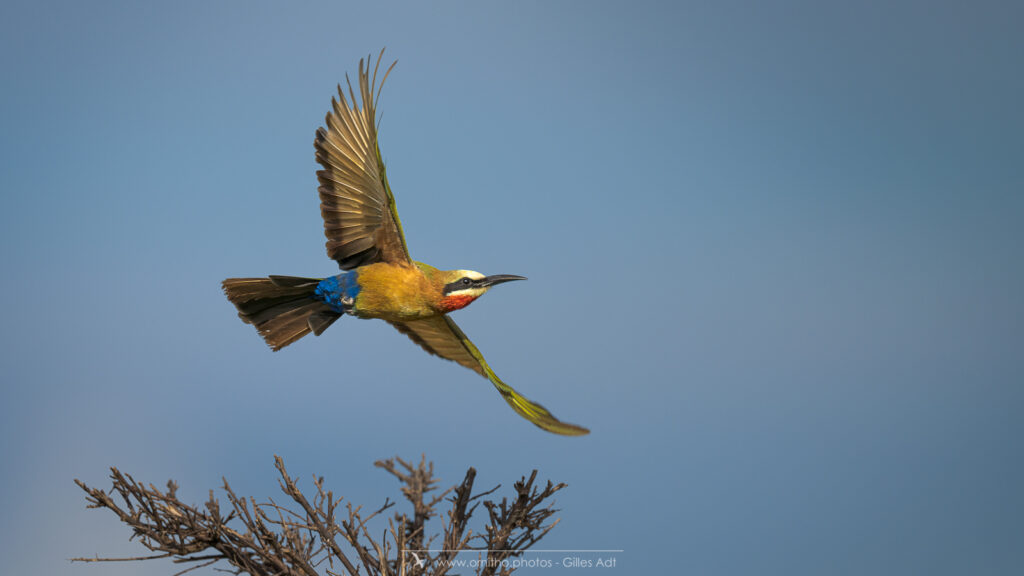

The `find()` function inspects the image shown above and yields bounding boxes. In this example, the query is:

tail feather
[308,311,340,336]
[256,300,325,350]
[268,275,320,287]
[222,276,340,351]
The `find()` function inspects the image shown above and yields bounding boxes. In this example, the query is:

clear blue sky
[2,1,1022,574]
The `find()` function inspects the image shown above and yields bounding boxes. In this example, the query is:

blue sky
[1,1,1022,574]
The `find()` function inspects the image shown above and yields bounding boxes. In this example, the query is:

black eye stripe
[443,277,478,294]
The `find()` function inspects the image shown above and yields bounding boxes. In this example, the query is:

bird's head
[436,270,526,313]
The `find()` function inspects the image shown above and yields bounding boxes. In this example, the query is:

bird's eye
[461,277,472,286]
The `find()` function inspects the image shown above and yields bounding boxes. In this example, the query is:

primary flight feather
[222,50,588,436]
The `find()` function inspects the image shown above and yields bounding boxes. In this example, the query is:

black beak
[479,274,527,287]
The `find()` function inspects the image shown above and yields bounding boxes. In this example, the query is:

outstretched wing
[389,316,589,436]
[315,50,411,269]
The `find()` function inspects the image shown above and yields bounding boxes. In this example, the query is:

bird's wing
[389,315,589,436]
[315,50,411,269]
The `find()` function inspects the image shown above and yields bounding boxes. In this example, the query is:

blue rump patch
[313,271,361,313]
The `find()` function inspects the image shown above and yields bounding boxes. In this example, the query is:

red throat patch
[439,294,476,312]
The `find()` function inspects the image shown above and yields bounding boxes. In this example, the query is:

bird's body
[351,263,434,320]
[313,262,489,322]
[222,51,587,436]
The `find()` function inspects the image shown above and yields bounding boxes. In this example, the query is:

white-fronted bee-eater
[223,51,588,436]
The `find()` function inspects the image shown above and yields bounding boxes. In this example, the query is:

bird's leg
[340,295,356,315]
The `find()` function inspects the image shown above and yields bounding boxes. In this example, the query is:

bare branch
[74,457,568,576]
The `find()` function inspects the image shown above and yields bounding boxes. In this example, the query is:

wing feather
[315,49,410,269]
[389,316,589,436]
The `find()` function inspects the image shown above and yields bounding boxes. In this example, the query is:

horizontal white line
[403,550,624,553]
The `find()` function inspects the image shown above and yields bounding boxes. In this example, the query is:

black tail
[222,276,341,351]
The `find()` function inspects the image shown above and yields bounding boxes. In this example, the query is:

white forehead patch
[453,270,486,280]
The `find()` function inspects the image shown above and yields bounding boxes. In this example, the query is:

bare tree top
[73,455,567,576]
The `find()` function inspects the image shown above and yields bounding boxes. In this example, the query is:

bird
[222,51,588,436]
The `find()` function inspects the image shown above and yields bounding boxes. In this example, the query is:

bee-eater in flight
[222,51,588,436]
